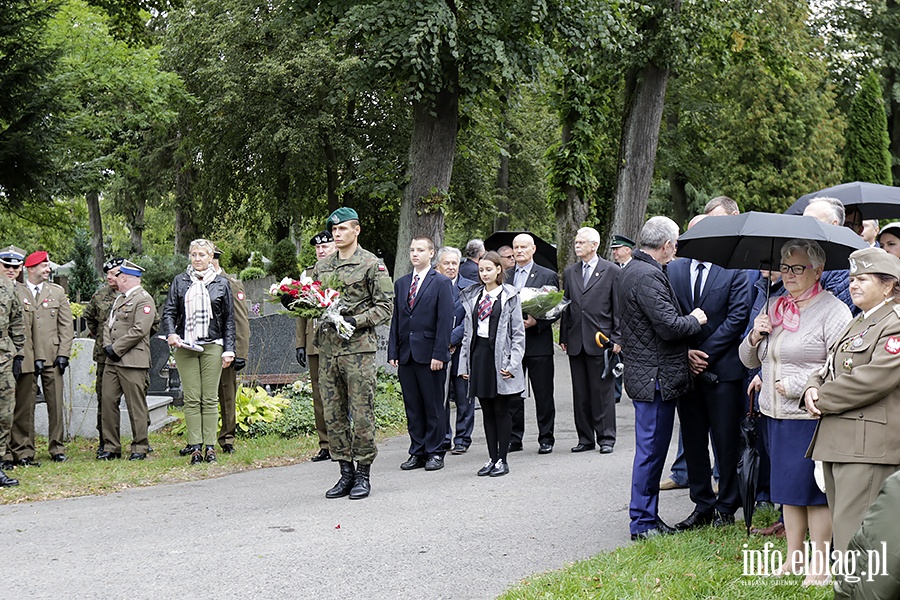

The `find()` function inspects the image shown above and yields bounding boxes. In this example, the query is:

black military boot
[349,462,371,500]
[0,469,19,487]
[325,460,356,499]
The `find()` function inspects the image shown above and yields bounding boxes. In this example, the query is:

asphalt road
[0,353,695,599]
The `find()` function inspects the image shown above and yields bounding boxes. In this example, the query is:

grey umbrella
[784,181,900,219]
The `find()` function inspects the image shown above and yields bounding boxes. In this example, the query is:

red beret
[24,250,49,268]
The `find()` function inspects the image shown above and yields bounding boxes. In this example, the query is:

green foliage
[69,301,85,319]
[137,253,189,305]
[239,267,267,281]
[249,252,264,271]
[171,385,290,437]
[844,71,893,185]
[267,239,298,280]
[226,248,250,273]
[67,228,99,302]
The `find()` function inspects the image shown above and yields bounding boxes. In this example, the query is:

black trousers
[509,355,555,446]
[398,361,448,457]
[569,352,616,447]
[677,378,743,515]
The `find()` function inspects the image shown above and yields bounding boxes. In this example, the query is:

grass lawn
[499,506,833,599]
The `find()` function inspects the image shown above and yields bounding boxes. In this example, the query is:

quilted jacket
[615,250,702,402]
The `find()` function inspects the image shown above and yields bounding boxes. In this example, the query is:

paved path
[0,353,695,599]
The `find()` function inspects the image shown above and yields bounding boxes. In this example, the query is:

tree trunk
[174,165,197,256]
[324,136,340,213]
[85,190,104,273]
[393,86,459,278]
[129,194,146,255]
[670,171,689,229]
[554,120,589,271]
[608,63,671,247]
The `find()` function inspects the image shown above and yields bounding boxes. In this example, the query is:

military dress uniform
[100,272,157,458]
[296,307,328,456]
[217,271,249,451]
[11,269,73,463]
[84,281,120,442]
[0,276,25,485]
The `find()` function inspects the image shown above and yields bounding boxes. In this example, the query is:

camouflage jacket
[0,278,25,358]
[310,245,393,356]
[85,285,119,363]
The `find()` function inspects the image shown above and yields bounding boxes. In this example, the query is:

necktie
[408,274,419,307]
[582,262,592,287]
[515,268,526,290]
[693,263,705,308]
[477,294,493,321]
[32,285,40,299]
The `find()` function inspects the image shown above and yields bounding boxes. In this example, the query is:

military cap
[212,245,223,259]
[848,247,900,280]
[119,259,145,277]
[0,246,25,267]
[610,234,636,249]
[102,257,125,273]
[24,250,49,268]
[326,207,359,232]
[877,222,900,243]
[310,230,334,246]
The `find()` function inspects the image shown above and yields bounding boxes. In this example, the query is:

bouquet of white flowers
[518,285,569,320]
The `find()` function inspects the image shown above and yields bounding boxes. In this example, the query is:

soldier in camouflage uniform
[311,207,393,500]
[84,257,123,454]
[0,251,26,486]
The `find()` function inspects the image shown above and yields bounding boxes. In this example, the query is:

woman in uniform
[804,247,900,555]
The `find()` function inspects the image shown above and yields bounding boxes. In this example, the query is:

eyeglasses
[501,255,514,260]
[190,239,213,248]
[779,263,813,275]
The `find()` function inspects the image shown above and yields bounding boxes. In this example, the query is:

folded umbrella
[738,391,762,534]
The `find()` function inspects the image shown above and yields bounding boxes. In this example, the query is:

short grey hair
[576,227,600,245]
[436,246,461,263]
[464,239,485,259]
[639,216,679,250]
[806,197,845,226]
[780,239,826,269]
[704,196,739,215]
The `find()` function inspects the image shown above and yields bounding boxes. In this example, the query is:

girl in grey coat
[458,251,526,477]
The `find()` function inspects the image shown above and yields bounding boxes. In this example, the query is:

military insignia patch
[332,215,340,223]
[885,336,900,355]
[849,258,857,274]
[377,263,386,272]
[237,292,245,300]
[143,305,151,314]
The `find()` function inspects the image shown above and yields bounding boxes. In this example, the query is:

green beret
[848,247,900,280]
[327,207,359,231]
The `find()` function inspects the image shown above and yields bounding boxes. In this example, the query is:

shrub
[228,248,251,273]
[173,385,290,436]
[67,229,99,302]
[239,266,267,281]
[267,239,298,280]
[139,253,190,306]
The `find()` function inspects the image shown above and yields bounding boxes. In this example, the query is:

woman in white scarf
[161,239,236,464]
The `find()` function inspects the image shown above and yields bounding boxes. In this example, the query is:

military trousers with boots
[326,460,356,499]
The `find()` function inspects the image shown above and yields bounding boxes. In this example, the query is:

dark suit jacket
[458,258,479,282]
[388,269,454,365]
[559,256,619,355]
[506,262,559,357]
[450,276,476,348]
[667,258,752,382]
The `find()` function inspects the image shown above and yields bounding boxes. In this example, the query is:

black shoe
[204,446,217,463]
[477,460,495,476]
[400,455,426,471]
[675,510,714,531]
[128,453,147,461]
[424,455,444,471]
[189,447,203,465]
[656,519,677,535]
[508,442,523,452]
[311,448,330,462]
[631,520,677,541]
[96,451,121,461]
[489,459,509,477]
[147,446,154,454]
[450,445,468,455]
[221,444,235,454]
[349,463,371,500]
[570,444,595,453]
[712,511,735,527]
[17,457,41,467]
[0,470,18,487]
[538,443,553,454]
[0,460,15,471]
[326,461,356,499]
[441,442,453,452]
[599,444,614,454]
[178,444,193,456]
[51,453,67,462]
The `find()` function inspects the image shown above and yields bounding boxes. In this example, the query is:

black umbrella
[483,231,557,271]
[738,393,761,534]
[784,181,900,219]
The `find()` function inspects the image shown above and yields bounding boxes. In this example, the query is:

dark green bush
[239,266,267,281]
[267,239,298,280]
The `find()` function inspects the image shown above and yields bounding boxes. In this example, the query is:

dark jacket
[450,275,476,348]
[388,269,454,365]
[615,250,702,402]
[161,272,236,353]
[558,256,619,354]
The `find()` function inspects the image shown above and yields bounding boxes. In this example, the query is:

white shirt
[410,266,430,301]
[690,260,711,303]
[476,286,503,338]
[863,299,890,320]
[30,282,42,298]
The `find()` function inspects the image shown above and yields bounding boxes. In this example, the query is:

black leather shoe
[189,448,203,465]
[221,444,235,454]
[631,520,677,541]
[450,445,468,455]
[326,461,356,499]
[128,453,147,461]
[508,442,523,452]
[204,447,217,463]
[441,442,453,452]
[656,519,677,535]
[400,455,426,470]
[96,451,121,461]
[675,510,714,531]
[17,457,41,467]
[712,511,735,527]
[0,460,15,471]
[349,463,371,500]
[424,455,444,471]
[599,444,614,454]
[311,448,330,462]
[0,470,18,487]
[51,453,67,462]
[538,443,553,454]
[477,460,495,476]
[489,459,509,477]
[178,444,193,456]
[571,444,595,453]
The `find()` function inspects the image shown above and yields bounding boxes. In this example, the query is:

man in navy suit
[434,246,477,454]
[389,236,455,471]
[667,214,753,529]
[506,233,559,454]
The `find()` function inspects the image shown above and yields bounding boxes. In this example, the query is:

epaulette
[892,304,900,319]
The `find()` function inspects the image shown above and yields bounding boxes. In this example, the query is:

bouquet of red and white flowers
[268,274,355,339]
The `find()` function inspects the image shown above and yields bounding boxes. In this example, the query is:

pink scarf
[769,282,822,332]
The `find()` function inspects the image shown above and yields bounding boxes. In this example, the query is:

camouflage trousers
[0,356,12,458]
[319,352,378,465]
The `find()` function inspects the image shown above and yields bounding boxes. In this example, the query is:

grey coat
[458,283,526,396]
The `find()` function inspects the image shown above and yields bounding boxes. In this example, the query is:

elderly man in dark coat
[616,216,706,541]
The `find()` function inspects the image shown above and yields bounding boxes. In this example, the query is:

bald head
[688,214,707,229]
[512,233,536,266]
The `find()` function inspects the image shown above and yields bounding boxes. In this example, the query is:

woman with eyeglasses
[740,239,851,585]
[161,239,235,464]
